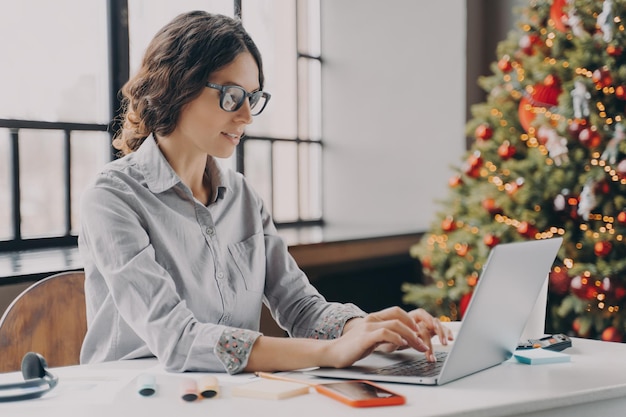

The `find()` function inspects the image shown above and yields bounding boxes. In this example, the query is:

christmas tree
[403,0,626,342]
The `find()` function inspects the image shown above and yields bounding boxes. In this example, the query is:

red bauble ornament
[441,216,456,232]
[497,56,513,73]
[517,221,537,237]
[549,0,569,32]
[613,284,626,301]
[567,118,587,138]
[571,276,610,300]
[468,152,482,167]
[506,183,520,195]
[466,166,481,179]
[519,34,541,55]
[601,327,623,343]
[456,243,469,257]
[475,124,493,140]
[497,140,516,159]
[578,128,602,148]
[518,84,561,132]
[570,275,597,300]
[594,241,613,257]
[617,211,626,224]
[483,233,500,248]
[549,266,571,295]
[482,198,502,215]
[506,177,525,195]
[594,180,610,195]
[449,175,462,188]
[607,45,623,57]
[459,292,473,319]
[464,152,483,178]
[616,86,626,100]
[592,67,612,88]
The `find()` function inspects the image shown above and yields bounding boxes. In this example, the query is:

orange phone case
[314,380,406,407]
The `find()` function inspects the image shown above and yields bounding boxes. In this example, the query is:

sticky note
[231,379,310,400]
[514,349,571,365]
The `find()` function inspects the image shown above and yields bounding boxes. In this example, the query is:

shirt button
[217,271,224,279]
[206,227,215,236]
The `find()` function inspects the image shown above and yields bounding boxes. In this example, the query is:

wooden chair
[0,271,87,373]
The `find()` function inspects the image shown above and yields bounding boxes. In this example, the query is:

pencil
[254,371,318,387]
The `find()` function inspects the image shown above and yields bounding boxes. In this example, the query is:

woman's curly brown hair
[112,11,264,155]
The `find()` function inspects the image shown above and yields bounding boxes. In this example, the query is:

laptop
[305,237,563,385]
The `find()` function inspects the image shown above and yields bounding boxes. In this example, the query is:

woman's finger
[416,321,435,361]
[366,318,429,352]
[434,319,454,344]
[365,306,418,332]
[409,308,454,345]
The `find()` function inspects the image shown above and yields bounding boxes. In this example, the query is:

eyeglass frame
[205,82,271,116]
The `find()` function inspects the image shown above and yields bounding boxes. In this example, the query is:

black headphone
[0,352,59,402]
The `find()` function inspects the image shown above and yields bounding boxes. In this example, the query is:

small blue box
[514,349,571,365]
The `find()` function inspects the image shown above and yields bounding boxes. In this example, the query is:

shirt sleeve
[215,328,262,374]
[309,303,366,340]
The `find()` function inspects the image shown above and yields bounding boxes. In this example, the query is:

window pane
[243,140,273,214]
[242,0,297,139]
[0,1,109,123]
[19,130,65,238]
[273,141,298,222]
[299,142,322,219]
[70,132,112,234]
[297,0,321,56]
[128,0,234,75]
[0,130,11,240]
[298,58,322,140]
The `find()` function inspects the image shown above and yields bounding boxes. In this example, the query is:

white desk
[2,335,626,417]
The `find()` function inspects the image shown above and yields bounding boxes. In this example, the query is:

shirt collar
[205,154,228,203]
[136,134,227,201]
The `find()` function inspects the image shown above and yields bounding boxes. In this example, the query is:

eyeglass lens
[222,86,267,115]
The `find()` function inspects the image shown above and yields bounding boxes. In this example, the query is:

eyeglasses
[206,82,271,116]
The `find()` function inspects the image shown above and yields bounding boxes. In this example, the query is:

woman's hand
[405,308,454,360]
[333,307,453,366]
[245,307,454,372]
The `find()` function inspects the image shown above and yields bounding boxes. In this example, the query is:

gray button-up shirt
[78,135,365,373]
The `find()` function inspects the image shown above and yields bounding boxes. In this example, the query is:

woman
[79,11,452,374]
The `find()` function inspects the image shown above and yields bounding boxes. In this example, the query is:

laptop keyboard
[369,351,448,377]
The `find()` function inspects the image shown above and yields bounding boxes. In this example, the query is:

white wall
[321,1,466,233]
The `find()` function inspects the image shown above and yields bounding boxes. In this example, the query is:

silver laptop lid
[437,237,562,384]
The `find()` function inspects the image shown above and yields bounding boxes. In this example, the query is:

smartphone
[314,380,405,407]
